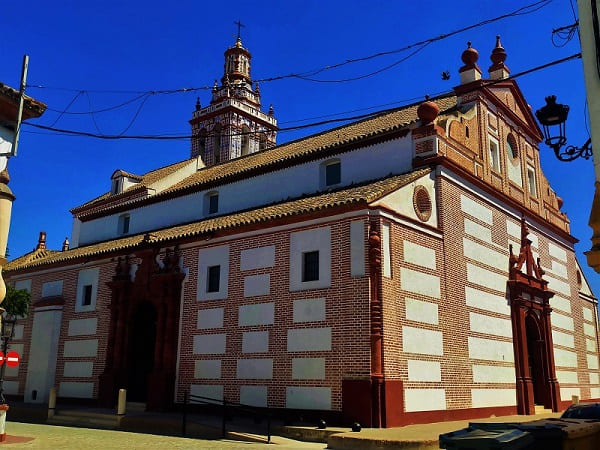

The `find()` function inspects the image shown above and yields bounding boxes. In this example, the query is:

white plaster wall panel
[551,313,574,332]
[237,359,273,379]
[405,298,438,325]
[350,220,366,276]
[466,264,507,293]
[59,382,94,399]
[468,337,514,362]
[193,334,226,354]
[552,330,575,348]
[194,360,221,379]
[63,340,98,358]
[14,279,31,292]
[469,313,512,338]
[190,384,223,402]
[545,275,572,298]
[583,307,594,322]
[463,238,506,272]
[400,268,441,299]
[507,158,523,187]
[287,328,331,352]
[293,298,326,323]
[587,354,599,370]
[7,343,23,357]
[465,287,510,315]
[242,331,269,353]
[289,227,331,291]
[461,195,493,224]
[556,370,578,384]
[404,389,446,412]
[591,388,600,398]
[382,222,391,278]
[408,360,441,382]
[465,218,492,242]
[549,261,568,279]
[292,358,326,380]
[197,308,224,329]
[549,242,568,262]
[591,373,600,385]
[238,303,274,326]
[78,137,414,245]
[472,365,515,383]
[554,348,578,368]
[550,296,571,314]
[587,339,597,352]
[403,326,443,356]
[471,389,516,407]
[528,233,539,249]
[584,323,596,337]
[240,246,275,271]
[243,274,270,297]
[560,387,581,400]
[24,309,62,403]
[374,173,438,226]
[68,318,98,337]
[75,267,100,313]
[197,245,229,301]
[13,324,24,340]
[286,387,331,410]
[3,381,18,395]
[63,361,94,378]
[41,280,63,298]
[403,241,436,270]
[240,386,268,407]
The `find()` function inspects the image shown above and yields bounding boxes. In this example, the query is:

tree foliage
[2,285,30,318]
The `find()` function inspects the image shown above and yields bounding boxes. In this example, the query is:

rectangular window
[527,166,537,197]
[325,162,341,186]
[209,194,219,214]
[302,251,320,282]
[489,138,500,172]
[207,265,221,292]
[82,284,93,306]
[122,215,130,234]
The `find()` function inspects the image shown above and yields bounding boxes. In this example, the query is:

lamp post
[0,314,16,405]
[535,95,593,162]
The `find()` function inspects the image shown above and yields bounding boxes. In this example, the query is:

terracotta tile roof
[72,94,457,216]
[5,248,60,271]
[6,168,430,272]
[0,82,47,118]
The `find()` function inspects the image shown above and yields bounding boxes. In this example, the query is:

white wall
[76,137,413,246]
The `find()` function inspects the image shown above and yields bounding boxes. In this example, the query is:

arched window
[259,132,267,151]
[213,124,222,163]
[198,128,207,156]
[241,125,250,156]
[507,134,518,160]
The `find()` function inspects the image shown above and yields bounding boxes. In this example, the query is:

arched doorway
[127,301,157,402]
[525,315,545,405]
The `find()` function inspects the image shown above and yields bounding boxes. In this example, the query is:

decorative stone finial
[36,231,47,250]
[461,42,479,66]
[62,237,69,251]
[212,80,218,93]
[255,82,260,95]
[268,104,274,116]
[0,169,9,185]
[459,41,482,84]
[488,35,510,80]
[417,95,440,125]
[195,97,201,111]
[235,37,243,48]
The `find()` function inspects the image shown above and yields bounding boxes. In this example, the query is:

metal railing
[181,391,271,443]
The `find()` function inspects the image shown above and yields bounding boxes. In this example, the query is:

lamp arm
[553,138,593,162]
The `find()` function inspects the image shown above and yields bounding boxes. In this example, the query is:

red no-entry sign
[6,351,19,367]
[0,352,4,365]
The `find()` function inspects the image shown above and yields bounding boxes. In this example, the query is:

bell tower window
[241,125,250,156]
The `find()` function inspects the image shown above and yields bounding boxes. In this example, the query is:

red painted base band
[0,433,6,442]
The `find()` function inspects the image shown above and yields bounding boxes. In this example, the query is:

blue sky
[1,0,597,293]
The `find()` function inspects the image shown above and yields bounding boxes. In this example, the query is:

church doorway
[525,315,545,405]
[127,302,157,402]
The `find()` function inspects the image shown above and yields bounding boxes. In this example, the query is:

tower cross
[234,20,245,39]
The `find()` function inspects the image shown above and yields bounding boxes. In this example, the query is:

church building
[4,36,600,427]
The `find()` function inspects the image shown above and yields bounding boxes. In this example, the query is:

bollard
[117,389,127,415]
[572,394,580,404]
[48,387,56,419]
[0,404,8,442]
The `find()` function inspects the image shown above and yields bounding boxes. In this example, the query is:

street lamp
[535,95,593,161]
[0,314,16,404]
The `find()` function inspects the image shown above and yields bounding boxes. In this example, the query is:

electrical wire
[22,53,582,142]
[552,22,578,47]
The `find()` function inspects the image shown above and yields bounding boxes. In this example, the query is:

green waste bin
[439,426,534,450]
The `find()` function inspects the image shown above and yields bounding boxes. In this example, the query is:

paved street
[1,422,326,449]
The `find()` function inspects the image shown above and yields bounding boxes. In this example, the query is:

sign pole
[11,55,29,158]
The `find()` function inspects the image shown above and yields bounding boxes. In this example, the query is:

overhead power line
[22,52,581,142]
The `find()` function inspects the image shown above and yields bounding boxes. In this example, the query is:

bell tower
[189,30,278,165]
